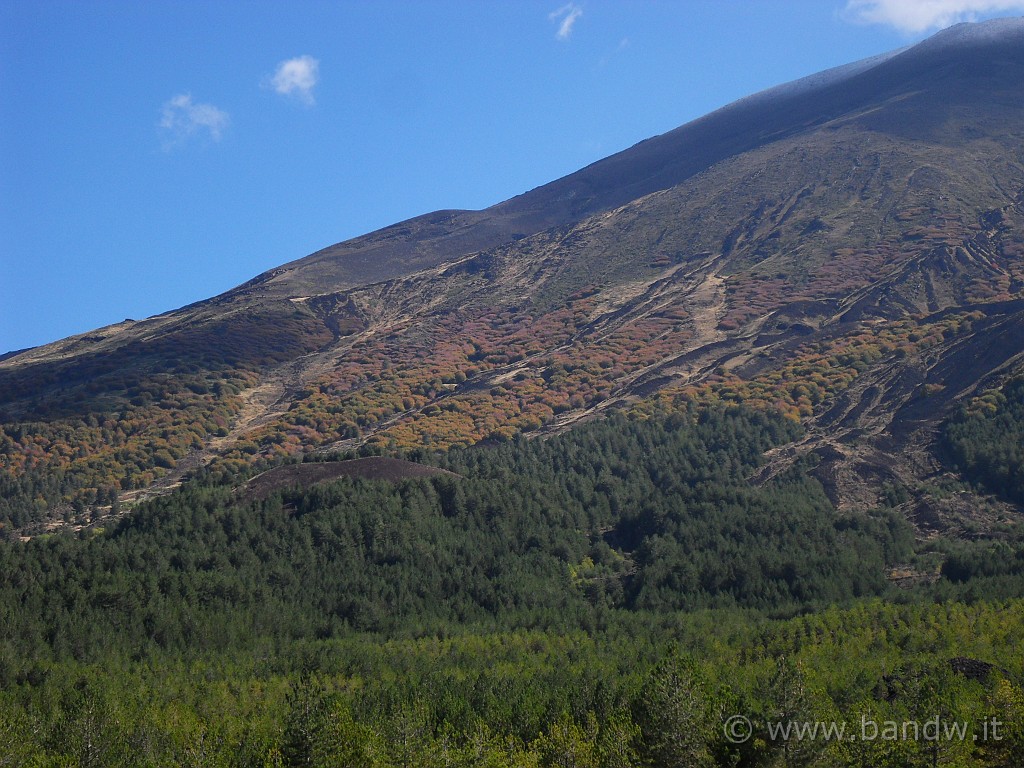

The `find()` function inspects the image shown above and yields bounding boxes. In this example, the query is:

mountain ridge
[4,16,1022,349]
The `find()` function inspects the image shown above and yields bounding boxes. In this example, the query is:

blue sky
[3,1,1024,353]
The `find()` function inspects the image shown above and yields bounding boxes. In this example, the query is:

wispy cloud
[843,0,1024,33]
[549,3,583,41]
[159,93,229,149]
[267,55,320,105]
[598,37,630,67]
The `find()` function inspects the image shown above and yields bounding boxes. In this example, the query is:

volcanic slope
[2,18,1024,533]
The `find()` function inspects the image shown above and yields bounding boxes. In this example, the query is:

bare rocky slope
[2,18,1024,535]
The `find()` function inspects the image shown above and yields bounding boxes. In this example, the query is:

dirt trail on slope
[750,306,1024,531]
[538,259,736,434]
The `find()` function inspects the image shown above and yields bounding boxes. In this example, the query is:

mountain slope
[2,18,1024,534]
[242,17,1024,296]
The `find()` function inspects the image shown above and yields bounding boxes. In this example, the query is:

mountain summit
[2,18,1024,533]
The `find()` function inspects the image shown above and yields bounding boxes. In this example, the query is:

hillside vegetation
[945,375,1024,505]
[3,22,1024,533]
[1,405,1023,766]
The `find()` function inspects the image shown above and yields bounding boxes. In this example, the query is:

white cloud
[843,0,1024,33]
[159,93,229,149]
[549,3,583,40]
[268,55,319,105]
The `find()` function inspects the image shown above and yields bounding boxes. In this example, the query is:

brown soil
[239,457,457,502]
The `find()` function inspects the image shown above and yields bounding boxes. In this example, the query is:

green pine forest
[2,397,1024,766]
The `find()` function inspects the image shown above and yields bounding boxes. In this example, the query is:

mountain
[2,17,1024,536]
